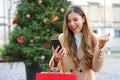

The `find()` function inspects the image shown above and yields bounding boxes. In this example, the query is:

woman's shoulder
[58,33,64,39]
[58,33,64,43]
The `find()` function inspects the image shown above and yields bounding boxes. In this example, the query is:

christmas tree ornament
[51,33,59,38]
[16,36,24,43]
[60,8,64,13]
[12,18,18,24]
[40,55,45,60]
[50,16,58,23]
[29,39,34,44]
[2,56,8,62]
[26,14,31,18]
[43,43,51,48]
[38,0,42,5]
[43,19,47,24]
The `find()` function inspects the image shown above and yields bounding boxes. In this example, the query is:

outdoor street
[96,53,120,80]
[0,53,120,80]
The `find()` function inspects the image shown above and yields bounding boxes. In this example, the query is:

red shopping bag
[36,59,77,80]
[36,72,76,80]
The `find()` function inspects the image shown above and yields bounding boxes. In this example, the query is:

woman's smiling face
[67,12,85,34]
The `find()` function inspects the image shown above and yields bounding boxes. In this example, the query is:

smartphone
[51,39,62,52]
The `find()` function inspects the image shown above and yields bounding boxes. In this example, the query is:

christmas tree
[2,0,71,71]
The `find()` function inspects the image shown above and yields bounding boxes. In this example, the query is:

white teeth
[72,26,77,30]
[71,26,76,28]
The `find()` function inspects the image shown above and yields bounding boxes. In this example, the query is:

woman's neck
[74,33,83,49]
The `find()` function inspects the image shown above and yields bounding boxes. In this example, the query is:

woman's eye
[74,19,78,21]
[66,20,70,22]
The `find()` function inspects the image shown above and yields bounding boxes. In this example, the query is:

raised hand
[99,33,110,49]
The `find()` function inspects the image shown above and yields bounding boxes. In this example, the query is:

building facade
[0,0,17,46]
[0,0,120,51]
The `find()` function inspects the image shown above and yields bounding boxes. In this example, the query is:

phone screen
[51,39,62,52]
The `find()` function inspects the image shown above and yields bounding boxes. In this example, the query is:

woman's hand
[99,33,110,49]
[52,46,66,60]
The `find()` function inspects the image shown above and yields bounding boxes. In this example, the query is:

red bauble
[16,36,24,43]
[12,18,18,24]
[43,43,51,48]
[60,8,64,13]
[2,56,8,62]
[26,14,31,18]
[50,16,58,23]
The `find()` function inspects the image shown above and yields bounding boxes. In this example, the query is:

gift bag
[36,72,76,80]
[36,59,77,80]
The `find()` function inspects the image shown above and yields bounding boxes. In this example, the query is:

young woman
[49,5,110,80]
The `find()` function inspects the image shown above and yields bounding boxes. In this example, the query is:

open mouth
[71,26,77,32]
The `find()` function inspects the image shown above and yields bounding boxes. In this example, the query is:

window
[88,2,101,27]
[113,4,120,22]
[114,30,120,38]
[88,2,99,21]
[0,0,5,45]
[0,0,5,25]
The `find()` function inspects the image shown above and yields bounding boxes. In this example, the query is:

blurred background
[0,0,120,51]
[0,0,120,80]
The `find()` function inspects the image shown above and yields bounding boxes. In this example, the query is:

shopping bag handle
[49,58,64,73]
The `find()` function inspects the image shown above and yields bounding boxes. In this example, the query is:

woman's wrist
[99,40,105,49]
[53,56,60,67]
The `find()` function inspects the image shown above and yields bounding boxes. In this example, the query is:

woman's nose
[70,21,75,26]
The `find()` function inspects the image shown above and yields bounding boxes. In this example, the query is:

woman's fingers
[103,33,110,41]
[106,33,110,41]
[52,46,55,51]
[100,33,110,42]
[58,47,66,58]
[52,46,66,58]
[99,33,110,49]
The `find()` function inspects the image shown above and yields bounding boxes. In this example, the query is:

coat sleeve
[49,55,61,72]
[92,34,105,72]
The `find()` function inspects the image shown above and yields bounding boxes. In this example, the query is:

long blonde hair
[63,5,97,69]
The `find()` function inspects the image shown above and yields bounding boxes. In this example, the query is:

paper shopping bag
[36,59,76,80]
[36,72,76,80]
